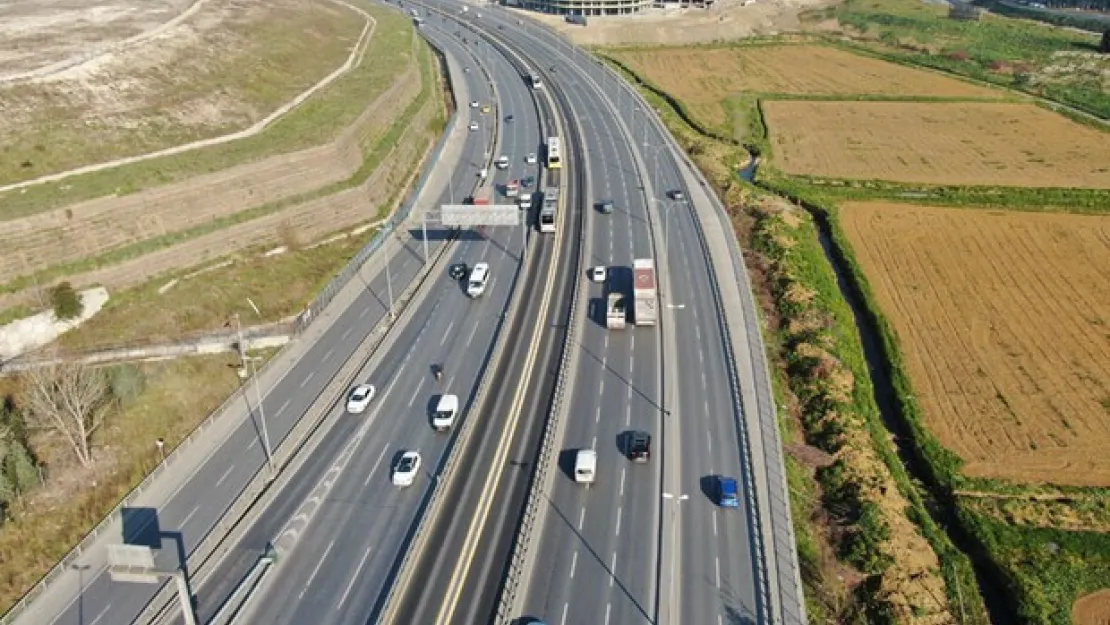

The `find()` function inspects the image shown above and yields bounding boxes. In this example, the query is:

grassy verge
[0,2,416,221]
[807,0,1109,119]
[0,352,277,614]
[0,30,438,300]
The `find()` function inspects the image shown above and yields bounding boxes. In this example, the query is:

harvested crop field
[609,44,999,128]
[840,202,1110,486]
[1074,588,1110,625]
[0,0,367,186]
[764,101,1110,188]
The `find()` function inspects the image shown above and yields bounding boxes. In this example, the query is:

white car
[346,384,376,414]
[525,153,537,165]
[589,266,607,283]
[469,122,479,132]
[496,155,509,169]
[464,66,471,73]
[469,100,479,108]
[392,451,422,487]
[432,394,460,431]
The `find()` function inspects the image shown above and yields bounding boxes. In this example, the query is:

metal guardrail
[0,23,462,625]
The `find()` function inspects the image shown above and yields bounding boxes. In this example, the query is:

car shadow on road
[542,494,653,623]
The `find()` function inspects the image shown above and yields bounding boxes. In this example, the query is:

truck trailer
[633,258,657,326]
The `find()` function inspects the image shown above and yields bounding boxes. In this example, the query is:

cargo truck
[633,258,657,326]
[606,292,627,330]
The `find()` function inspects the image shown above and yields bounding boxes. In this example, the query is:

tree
[22,360,111,469]
[50,282,83,320]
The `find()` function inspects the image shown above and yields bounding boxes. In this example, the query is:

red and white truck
[633,258,657,326]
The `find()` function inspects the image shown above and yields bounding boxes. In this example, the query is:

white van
[467,262,490,298]
[574,449,597,485]
[432,394,459,431]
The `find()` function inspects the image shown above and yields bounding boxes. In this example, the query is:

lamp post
[661,492,689,625]
[233,312,275,477]
[155,438,165,463]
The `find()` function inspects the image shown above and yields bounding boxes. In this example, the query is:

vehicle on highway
[633,258,658,326]
[606,292,627,330]
[717,476,740,508]
[627,431,651,462]
[481,104,491,114]
[448,263,468,281]
[392,451,422,487]
[574,449,597,484]
[525,153,537,165]
[432,394,459,431]
[528,73,543,89]
[469,122,479,132]
[545,136,562,169]
[505,114,515,123]
[598,200,614,215]
[496,155,509,169]
[463,66,470,72]
[467,262,490,298]
[522,175,536,187]
[589,266,607,283]
[669,189,685,201]
[469,100,479,108]
[539,186,558,233]
[346,384,376,414]
[478,168,488,180]
[518,192,533,210]
[505,179,520,197]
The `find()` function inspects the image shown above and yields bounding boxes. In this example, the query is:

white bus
[539,187,559,233]
[546,137,562,170]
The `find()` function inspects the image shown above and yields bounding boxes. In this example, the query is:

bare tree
[22,359,111,469]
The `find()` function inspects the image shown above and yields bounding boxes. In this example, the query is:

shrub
[50,282,83,320]
[108,365,146,408]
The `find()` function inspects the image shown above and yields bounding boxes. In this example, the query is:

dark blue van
[718,476,740,508]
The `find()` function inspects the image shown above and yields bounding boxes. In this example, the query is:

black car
[506,114,515,123]
[449,263,468,280]
[669,189,685,201]
[628,431,651,462]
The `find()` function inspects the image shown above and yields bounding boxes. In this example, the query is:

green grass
[0,2,417,222]
[0,32,437,299]
[0,352,276,615]
[821,0,1109,118]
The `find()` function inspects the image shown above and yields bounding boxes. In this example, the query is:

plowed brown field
[764,101,1110,188]
[609,44,998,128]
[1074,588,1110,625]
[840,202,1110,486]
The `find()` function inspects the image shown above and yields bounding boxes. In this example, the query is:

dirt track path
[0,0,376,197]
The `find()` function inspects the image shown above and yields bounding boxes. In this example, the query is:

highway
[35,14,527,625]
[427,4,765,625]
[176,20,546,625]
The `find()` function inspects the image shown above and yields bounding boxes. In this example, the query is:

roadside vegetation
[601,9,1110,620]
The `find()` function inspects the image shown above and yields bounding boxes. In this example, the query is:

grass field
[0,0,365,187]
[0,353,272,614]
[839,201,1110,486]
[764,101,1110,188]
[0,3,415,221]
[610,44,1001,129]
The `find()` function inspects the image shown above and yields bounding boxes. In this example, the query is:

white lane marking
[719,615,724,625]
[706,430,712,452]
[465,317,481,347]
[407,392,419,409]
[625,403,631,427]
[578,507,586,531]
[359,307,369,319]
[591,435,597,449]
[615,507,622,537]
[609,552,617,587]
[605,603,612,625]
[181,504,200,527]
[89,605,113,625]
[713,510,719,537]
[561,603,569,625]
[595,404,602,423]
[247,438,257,451]
[276,398,291,417]
[215,465,235,488]
[324,347,334,361]
[300,371,316,388]
[364,445,390,487]
[338,544,375,609]
[341,326,353,341]
[715,556,721,587]
[619,468,626,497]
[441,319,456,346]
[569,550,578,579]
[300,538,336,598]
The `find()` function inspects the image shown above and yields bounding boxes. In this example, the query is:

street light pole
[234,312,275,477]
[381,234,395,320]
[662,492,689,625]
